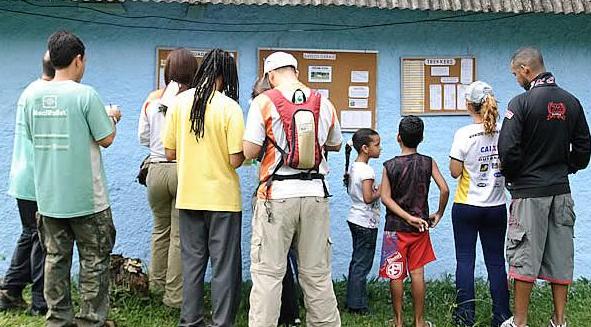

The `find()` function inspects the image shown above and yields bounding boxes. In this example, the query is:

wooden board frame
[155,47,238,89]
[258,48,378,132]
[400,56,477,116]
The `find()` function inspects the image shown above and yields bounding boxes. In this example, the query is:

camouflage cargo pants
[38,208,116,327]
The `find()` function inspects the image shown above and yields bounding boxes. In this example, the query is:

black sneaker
[28,305,48,316]
[347,307,370,315]
[0,290,27,310]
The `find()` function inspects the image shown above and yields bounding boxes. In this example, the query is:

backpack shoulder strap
[263,88,285,107]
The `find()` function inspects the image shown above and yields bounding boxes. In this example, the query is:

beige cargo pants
[249,196,341,327]
[146,163,182,308]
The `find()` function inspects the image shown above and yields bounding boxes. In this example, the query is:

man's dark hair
[511,47,545,72]
[399,115,424,148]
[42,53,55,79]
[47,31,85,69]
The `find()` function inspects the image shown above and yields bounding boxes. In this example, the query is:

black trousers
[2,199,46,308]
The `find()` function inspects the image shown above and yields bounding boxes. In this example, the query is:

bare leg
[513,280,534,327]
[409,267,426,327]
[390,279,404,327]
[551,283,568,325]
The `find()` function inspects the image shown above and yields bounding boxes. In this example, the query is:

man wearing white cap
[243,52,342,326]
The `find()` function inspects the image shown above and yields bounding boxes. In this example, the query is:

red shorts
[379,231,436,280]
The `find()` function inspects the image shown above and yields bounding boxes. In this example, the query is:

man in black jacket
[499,47,591,327]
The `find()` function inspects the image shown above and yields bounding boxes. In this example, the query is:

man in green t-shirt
[0,51,54,316]
[22,31,121,327]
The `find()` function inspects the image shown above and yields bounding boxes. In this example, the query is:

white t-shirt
[244,81,342,199]
[347,162,380,229]
[138,97,167,161]
[449,123,506,207]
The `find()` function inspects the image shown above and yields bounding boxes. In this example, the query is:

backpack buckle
[299,172,313,180]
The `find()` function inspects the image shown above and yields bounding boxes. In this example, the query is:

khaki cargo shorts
[506,193,575,285]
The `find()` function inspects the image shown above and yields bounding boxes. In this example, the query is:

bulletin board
[258,48,378,131]
[400,56,477,116]
[155,47,238,89]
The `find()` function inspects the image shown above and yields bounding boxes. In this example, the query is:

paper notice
[341,110,372,129]
[303,53,336,60]
[429,84,442,110]
[425,58,456,66]
[441,77,459,83]
[461,58,474,84]
[431,66,450,77]
[308,66,332,83]
[351,71,369,83]
[159,69,166,89]
[457,84,468,110]
[348,98,368,109]
[444,84,457,110]
[348,86,370,98]
[317,89,329,99]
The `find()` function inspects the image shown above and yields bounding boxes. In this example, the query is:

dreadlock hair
[189,49,239,141]
[343,128,379,189]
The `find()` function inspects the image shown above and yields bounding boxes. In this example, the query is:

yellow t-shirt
[162,89,244,212]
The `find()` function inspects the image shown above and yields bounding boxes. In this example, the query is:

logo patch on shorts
[386,259,404,280]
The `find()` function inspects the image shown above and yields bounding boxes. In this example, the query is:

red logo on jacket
[546,102,567,121]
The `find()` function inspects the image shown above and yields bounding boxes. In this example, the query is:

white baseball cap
[465,81,494,104]
[263,52,298,75]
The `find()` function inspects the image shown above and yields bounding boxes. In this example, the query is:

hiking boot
[548,318,567,327]
[0,289,27,310]
[501,317,529,327]
[104,320,117,327]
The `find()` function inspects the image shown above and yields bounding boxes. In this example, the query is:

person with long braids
[449,81,511,326]
[138,48,199,308]
[162,48,245,327]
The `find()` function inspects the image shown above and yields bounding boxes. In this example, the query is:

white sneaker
[500,317,529,327]
[548,318,567,327]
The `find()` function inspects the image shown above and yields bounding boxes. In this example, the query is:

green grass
[2,277,591,326]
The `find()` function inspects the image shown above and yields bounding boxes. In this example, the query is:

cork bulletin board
[155,47,238,89]
[401,56,477,116]
[258,48,378,131]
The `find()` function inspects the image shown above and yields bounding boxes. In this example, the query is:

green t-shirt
[8,79,47,201]
[23,80,114,218]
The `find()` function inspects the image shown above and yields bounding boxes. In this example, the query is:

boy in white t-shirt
[343,128,382,314]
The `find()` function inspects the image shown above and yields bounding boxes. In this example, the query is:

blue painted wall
[1,0,590,280]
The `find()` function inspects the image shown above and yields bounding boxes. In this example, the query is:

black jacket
[498,72,591,198]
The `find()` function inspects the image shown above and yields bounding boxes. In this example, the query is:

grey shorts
[506,193,575,285]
